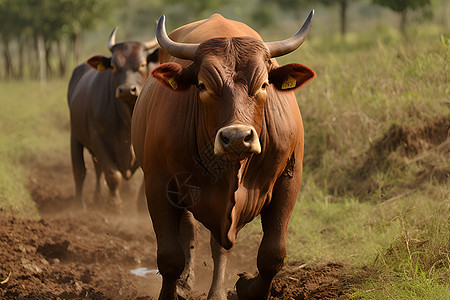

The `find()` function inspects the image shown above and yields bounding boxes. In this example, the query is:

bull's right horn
[156,15,199,61]
[108,26,118,51]
[265,10,314,58]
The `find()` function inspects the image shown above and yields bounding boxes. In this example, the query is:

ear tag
[168,77,178,90]
[96,63,105,71]
[282,76,297,90]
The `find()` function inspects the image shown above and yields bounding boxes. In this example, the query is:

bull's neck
[115,97,133,127]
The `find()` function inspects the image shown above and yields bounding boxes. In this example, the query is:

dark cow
[68,27,159,212]
[131,11,315,299]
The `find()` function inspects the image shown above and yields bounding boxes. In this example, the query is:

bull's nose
[116,85,138,98]
[214,125,261,157]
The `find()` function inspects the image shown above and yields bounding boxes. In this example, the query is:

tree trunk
[18,35,25,79]
[28,35,38,79]
[57,39,67,77]
[3,38,15,79]
[443,0,448,30]
[340,0,348,39]
[37,34,46,83]
[74,31,82,65]
[45,40,53,79]
[400,8,408,40]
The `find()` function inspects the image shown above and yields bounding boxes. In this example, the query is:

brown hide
[132,14,313,248]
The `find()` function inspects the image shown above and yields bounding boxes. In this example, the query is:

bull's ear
[147,48,159,64]
[269,63,315,91]
[151,62,196,92]
[87,56,111,72]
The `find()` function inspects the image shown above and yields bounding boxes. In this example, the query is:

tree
[312,0,358,38]
[258,0,357,37]
[372,0,432,38]
[0,0,30,79]
[0,0,111,80]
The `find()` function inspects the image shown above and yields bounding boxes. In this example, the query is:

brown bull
[68,27,159,212]
[132,11,315,299]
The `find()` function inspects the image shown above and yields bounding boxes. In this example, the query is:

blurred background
[0,0,448,81]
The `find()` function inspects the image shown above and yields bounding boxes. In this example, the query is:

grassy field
[1,14,449,299]
[280,24,449,299]
[0,79,70,218]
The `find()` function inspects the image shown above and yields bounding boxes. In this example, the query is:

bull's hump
[170,14,262,44]
[208,13,225,20]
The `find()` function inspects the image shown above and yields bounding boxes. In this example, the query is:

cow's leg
[136,179,147,214]
[90,133,123,213]
[177,210,198,298]
[146,176,186,300]
[70,134,86,209]
[91,155,102,201]
[236,172,301,300]
[104,169,123,212]
[208,233,231,300]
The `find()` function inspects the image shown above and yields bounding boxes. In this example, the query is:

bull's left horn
[144,37,159,50]
[108,26,118,51]
[265,10,314,58]
[156,15,199,61]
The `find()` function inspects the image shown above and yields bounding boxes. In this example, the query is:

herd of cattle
[67,10,316,300]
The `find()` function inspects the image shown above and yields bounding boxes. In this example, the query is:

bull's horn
[265,10,314,58]
[144,37,158,50]
[108,26,118,51]
[156,15,199,61]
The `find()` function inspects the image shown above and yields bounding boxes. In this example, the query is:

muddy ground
[0,154,364,299]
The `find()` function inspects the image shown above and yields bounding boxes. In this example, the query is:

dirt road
[0,156,360,299]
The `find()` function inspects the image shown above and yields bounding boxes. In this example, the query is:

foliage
[351,191,449,299]
[0,0,111,79]
[372,0,431,13]
[372,0,433,38]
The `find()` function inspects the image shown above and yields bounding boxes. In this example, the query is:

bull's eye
[261,82,269,90]
[111,64,118,73]
[139,62,147,69]
[197,82,206,91]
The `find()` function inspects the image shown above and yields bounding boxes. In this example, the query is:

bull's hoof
[235,272,268,300]
[235,272,254,300]
[176,277,192,300]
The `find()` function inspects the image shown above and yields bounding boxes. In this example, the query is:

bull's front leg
[136,179,147,214]
[70,133,87,209]
[208,233,232,300]
[146,175,187,300]
[91,155,103,201]
[90,131,123,213]
[236,171,302,300]
[177,210,198,298]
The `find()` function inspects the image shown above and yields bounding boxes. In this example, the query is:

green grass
[0,79,70,218]
[276,22,450,299]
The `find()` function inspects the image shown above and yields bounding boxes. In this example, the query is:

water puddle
[130,267,160,277]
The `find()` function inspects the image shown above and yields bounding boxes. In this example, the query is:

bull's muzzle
[116,84,139,99]
[214,125,261,158]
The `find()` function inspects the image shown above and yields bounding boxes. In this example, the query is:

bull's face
[151,12,316,160]
[86,27,159,103]
[195,39,270,159]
